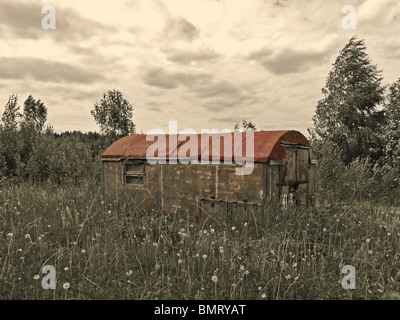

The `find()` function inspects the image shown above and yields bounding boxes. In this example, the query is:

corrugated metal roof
[101,130,312,163]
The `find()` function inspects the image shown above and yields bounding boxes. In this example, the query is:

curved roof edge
[101,130,314,163]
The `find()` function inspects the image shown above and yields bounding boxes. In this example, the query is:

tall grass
[1,179,400,300]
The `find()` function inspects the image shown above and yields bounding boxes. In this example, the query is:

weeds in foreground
[1,181,400,300]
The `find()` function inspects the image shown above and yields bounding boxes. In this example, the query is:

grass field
[1,179,400,300]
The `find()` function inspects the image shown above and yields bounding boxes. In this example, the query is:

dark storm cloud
[0,57,103,83]
[0,1,115,42]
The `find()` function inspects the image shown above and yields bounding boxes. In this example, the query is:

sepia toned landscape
[1,0,400,300]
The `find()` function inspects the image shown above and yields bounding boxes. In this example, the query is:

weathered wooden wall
[102,147,316,222]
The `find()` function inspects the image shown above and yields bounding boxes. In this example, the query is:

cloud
[0,57,103,83]
[0,1,115,42]
[248,36,339,74]
[162,15,199,42]
[358,0,400,26]
[143,67,209,89]
[163,47,220,64]
[142,66,257,111]
[273,0,292,8]
[145,101,166,112]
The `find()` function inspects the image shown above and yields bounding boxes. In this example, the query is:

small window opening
[124,161,146,186]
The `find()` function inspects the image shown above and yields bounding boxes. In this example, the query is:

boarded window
[124,161,146,186]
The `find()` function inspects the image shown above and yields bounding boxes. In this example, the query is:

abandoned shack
[101,130,317,224]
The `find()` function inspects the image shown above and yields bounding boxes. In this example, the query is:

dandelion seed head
[33,274,40,280]
[63,282,70,290]
[211,275,218,283]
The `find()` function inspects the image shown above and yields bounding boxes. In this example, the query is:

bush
[314,140,400,205]
[0,123,103,184]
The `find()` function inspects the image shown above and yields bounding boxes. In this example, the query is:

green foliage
[311,36,385,165]
[0,122,104,184]
[23,95,47,131]
[234,119,256,131]
[314,146,400,205]
[382,78,400,169]
[1,94,21,129]
[91,90,135,137]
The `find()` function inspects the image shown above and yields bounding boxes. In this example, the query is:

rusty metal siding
[101,130,313,163]
[161,163,217,215]
[216,163,264,202]
[158,162,263,215]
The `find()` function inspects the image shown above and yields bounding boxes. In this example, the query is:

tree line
[0,90,135,184]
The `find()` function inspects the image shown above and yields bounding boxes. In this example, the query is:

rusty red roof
[101,130,312,163]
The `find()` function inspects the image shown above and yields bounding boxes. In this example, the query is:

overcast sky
[0,0,399,137]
